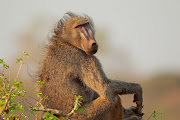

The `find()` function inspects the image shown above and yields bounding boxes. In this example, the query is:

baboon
[38,12,143,120]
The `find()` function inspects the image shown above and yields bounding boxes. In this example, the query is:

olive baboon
[38,12,143,120]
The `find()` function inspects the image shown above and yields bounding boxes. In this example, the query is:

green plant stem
[15,59,24,82]
[1,67,5,89]
[67,97,80,117]
[147,113,153,120]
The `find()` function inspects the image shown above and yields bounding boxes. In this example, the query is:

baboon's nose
[92,43,98,48]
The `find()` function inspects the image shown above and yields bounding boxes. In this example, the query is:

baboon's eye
[75,23,89,29]
[84,22,89,26]
[75,25,83,29]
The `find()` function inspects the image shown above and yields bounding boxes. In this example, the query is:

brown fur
[38,12,143,120]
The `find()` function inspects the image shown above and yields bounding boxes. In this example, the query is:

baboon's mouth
[86,48,98,55]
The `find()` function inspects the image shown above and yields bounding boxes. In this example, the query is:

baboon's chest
[73,77,94,102]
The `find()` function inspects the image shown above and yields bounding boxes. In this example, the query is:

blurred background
[0,0,180,119]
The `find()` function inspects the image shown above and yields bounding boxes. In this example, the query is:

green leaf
[78,95,83,100]
[3,64,9,69]
[44,105,48,108]
[0,59,3,64]
[44,112,59,120]
[16,58,23,63]
[23,51,29,58]
[36,101,40,106]
[0,100,5,107]
[37,80,45,87]
[20,90,26,97]
[45,96,49,100]
[22,113,29,120]
[36,93,42,98]
[13,81,23,89]
[16,103,24,111]
[30,110,35,115]
[153,110,156,118]
[1,96,6,99]
[5,79,9,83]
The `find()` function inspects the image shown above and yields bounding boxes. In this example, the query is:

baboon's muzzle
[80,27,98,55]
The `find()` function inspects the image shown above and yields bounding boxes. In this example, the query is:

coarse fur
[38,12,143,120]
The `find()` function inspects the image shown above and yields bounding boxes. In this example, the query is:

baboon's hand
[133,87,143,115]
[124,106,137,118]
[124,106,144,119]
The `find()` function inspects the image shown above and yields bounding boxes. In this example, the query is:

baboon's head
[57,12,98,55]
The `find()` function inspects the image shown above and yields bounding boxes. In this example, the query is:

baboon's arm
[110,80,143,114]
[110,80,142,96]
[81,57,143,114]
[110,80,143,104]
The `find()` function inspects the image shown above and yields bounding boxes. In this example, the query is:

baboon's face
[75,22,98,55]
[64,18,98,55]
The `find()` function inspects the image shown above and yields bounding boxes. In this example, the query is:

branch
[0,86,14,114]
[28,107,66,117]
[68,97,81,116]
[28,97,81,118]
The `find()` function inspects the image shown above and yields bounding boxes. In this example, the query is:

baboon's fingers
[135,103,144,115]
[133,94,141,102]
[133,94,143,115]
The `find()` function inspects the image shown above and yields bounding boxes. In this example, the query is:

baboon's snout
[85,38,98,55]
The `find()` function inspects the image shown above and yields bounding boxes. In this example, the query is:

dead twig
[28,97,81,118]
[28,107,66,117]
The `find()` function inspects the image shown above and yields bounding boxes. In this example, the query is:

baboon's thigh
[105,96,124,120]
[71,96,123,120]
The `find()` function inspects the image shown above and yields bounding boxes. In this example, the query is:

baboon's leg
[124,106,142,120]
[72,96,123,120]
